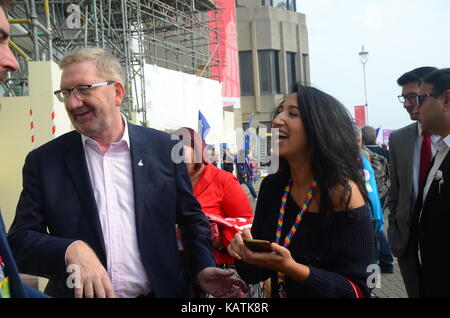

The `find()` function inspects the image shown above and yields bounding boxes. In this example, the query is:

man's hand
[65,241,115,298]
[197,267,247,298]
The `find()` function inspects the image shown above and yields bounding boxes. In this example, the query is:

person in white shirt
[387,66,438,298]
[413,68,450,297]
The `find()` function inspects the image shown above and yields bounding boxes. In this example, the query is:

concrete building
[235,0,310,159]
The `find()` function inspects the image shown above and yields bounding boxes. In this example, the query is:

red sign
[209,1,241,109]
[354,105,366,127]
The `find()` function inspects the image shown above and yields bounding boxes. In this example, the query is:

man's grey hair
[59,47,125,84]
[361,126,377,145]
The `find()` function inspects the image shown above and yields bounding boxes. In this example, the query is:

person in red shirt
[173,127,254,266]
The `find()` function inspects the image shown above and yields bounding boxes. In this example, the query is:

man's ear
[442,90,450,111]
[444,90,450,104]
[114,81,125,106]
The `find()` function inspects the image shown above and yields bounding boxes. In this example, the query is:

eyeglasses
[417,93,440,107]
[53,81,115,102]
[398,93,418,104]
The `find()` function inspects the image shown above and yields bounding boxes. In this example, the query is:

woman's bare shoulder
[330,180,366,212]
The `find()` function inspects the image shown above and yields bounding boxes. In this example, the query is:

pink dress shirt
[80,118,150,298]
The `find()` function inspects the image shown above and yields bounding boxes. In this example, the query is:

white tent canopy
[144,64,224,146]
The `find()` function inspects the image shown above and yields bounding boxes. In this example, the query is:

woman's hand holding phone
[243,239,272,252]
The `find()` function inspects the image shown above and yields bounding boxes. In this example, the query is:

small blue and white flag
[198,111,211,141]
[244,113,254,154]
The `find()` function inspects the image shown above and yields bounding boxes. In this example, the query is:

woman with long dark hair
[228,84,375,298]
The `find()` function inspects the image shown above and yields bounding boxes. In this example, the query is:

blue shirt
[361,155,384,232]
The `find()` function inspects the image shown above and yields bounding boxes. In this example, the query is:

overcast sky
[298,0,450,130]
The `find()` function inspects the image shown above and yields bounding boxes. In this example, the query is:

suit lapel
[64,132,106,253]
[417,156,436,214]
[128,123,149,242]
[422,150,450,211]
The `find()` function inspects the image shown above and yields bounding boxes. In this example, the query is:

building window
[258,50,280,95]
[239,51,254,96]
[273,0,287,9]
[287,0,296,11]
[260,121,273,158]
[263,0,296,11]
[302,54,309,85]
[286,52,296,93]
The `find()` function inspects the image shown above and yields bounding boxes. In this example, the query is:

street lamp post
[359,45,369,125]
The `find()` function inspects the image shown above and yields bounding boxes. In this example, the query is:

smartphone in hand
[243,239,272,252]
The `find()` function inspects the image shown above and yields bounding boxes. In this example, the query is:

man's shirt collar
[81,113,130,150]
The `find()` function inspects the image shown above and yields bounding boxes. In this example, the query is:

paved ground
[374,256,408,298]
[374,219,408,298]
[243,176,408,298]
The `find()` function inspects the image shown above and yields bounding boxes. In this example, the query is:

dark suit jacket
[1,214,47,298]
[7,122,215,298]
[387,123,418,257]
[411,150,450,297]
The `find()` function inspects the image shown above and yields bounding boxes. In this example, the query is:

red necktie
[419,131,432,187]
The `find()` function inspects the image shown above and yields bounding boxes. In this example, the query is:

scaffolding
[5,0,220,125]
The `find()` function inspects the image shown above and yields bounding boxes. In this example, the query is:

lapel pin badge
[138,160,144,167]
[434,170,444,194]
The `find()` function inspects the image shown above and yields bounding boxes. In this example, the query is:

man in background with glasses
[387,67,437,298]
[8,47,246,298]
[412,68,450,297]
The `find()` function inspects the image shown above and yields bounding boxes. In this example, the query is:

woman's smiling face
[272,93,308,160]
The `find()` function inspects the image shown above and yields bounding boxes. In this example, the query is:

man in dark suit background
[0,0,47,298]
[413,68,450,297]
[8,47,245,298]
[387,66,438,297]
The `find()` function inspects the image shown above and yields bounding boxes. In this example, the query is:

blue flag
[198,111,210,141]
[248,113,254,128]
[244,113,254,155]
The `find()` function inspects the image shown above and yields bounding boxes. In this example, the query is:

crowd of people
[1,0,450,298]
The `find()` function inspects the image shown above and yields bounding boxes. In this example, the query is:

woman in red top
[173,127,254,266]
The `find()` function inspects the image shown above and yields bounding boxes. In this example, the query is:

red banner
[354,105,366,127]
[209,0,241,109]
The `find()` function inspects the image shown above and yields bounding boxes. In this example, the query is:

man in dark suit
[1,217,46,297]
[0,0,47,298]
[8,48,245,298]
[413,68,450,297]
[387,67,438,297]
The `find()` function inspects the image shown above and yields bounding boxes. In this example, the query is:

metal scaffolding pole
[5,0,221,122]
[29,0,40,60]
